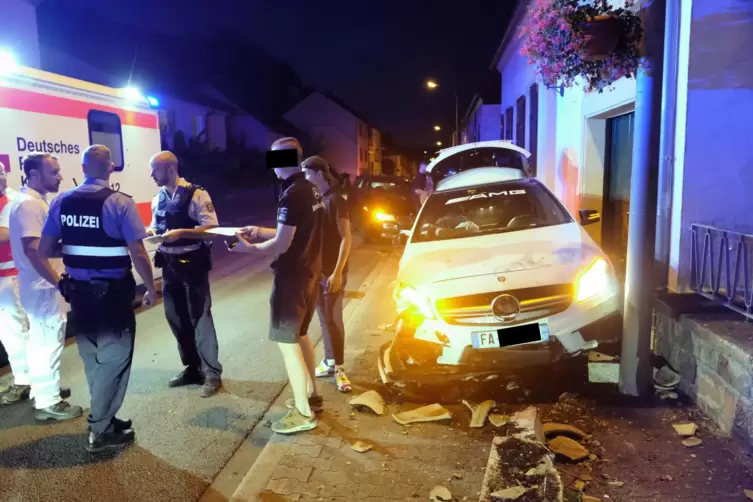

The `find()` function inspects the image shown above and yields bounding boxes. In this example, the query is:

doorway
[602,112,635,280]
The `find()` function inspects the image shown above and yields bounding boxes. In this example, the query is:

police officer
[147,151,222,397]
[39,145,158,452]
[234,137,325,435]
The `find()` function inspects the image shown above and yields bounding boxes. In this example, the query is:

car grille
[435,284,573,327]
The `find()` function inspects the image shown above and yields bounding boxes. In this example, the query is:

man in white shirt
[8,154,83,421]
[0,163,32,405]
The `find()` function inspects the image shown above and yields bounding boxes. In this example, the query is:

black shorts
[269,274,318,343]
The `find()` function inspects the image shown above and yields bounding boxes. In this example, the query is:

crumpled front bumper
[377,297,622,387]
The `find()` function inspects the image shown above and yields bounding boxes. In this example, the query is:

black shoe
[200,378,221,398]
[86,429,135,453]
[169,368,204,388]
[112,417,133,432]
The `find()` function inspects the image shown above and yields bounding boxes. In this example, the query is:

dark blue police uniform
[152,182,222,390]
[43,178,145,450]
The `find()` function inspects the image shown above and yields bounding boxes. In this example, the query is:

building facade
[460,98,502,145]
[284,91,378,179]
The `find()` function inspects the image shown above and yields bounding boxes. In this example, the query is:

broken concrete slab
[682,437,703,448]
[392,403,451,426]
[350,440,373,453]
[490,485,531,500]
[429,485,452,501]
[462,399,496,428]
[672,421,698,437]
[542,422,587,440]
[349,390,386,416]
[480,436,563,502]
[510,406,545,442]
[547,436,590,462]
[490,414,510,427]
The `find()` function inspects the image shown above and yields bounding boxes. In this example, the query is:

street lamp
[436,141,442,147]
[434,125,441,131]
[424,79,459,146]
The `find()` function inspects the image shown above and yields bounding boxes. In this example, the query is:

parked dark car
[349,175,415,243]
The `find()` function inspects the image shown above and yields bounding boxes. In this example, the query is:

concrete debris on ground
[547,436,590,462]
[587,352,617,362]
[745,488,753,500]
[671,421,697,437]
[490,414,510,427]
[480,435,563,502]
[608,481,625,487]
[349,389,386,415]
[429,485,452,501]
[350,440,373,453]
[509,406,545,442]
[543,422,588,440]
[463,399,496,428]
[581,495,601,502]
[491,485,531,500]
[682,437,702,448]
[393,403,452,425]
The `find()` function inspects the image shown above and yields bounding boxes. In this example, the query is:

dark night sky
[40,0,515,148]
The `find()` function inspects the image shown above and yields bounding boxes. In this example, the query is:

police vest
[154,185,202,249]
[59,188,132,270]
[0,194,18,278]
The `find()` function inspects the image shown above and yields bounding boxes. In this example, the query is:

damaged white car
[378,141,622,391]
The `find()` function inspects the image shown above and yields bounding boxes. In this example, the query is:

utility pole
[454,92,459,146]
[619,0,667,396]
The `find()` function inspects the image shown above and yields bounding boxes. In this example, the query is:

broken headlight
[394,283,435,320]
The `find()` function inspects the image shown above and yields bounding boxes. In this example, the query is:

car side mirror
[579,209,601,226]
[392,230,411,248]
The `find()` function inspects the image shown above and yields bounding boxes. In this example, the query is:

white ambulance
[0,56,162,287]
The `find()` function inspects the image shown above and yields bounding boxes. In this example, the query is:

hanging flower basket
[519,0,643,93]
[579,15,622,61]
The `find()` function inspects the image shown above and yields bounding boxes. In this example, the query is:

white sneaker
[315,360,335,378]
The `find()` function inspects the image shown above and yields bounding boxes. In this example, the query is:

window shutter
[529,83,539,177]
[500,111,505,139]
[515,95,526,149]
[505,107,514,140]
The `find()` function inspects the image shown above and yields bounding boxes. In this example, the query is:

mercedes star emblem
[490,294,520,322]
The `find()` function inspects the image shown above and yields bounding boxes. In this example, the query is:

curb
[228,250,397,502]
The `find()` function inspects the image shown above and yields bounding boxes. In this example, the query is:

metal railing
[690,224,753,321]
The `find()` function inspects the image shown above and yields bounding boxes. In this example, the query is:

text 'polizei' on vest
[61,214,101,229]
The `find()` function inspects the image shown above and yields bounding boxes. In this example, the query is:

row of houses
[469,0,753,447]
[1,0,409,182]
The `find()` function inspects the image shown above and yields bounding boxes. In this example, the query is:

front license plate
[472,322,545,349]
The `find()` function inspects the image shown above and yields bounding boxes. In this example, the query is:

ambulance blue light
[0,49,19,76]
[146,96,159,107]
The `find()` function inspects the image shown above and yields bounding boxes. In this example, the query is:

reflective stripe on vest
[0,194,18,277]
[62,244,129,257]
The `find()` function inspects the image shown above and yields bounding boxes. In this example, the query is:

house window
[515,95,526,149]
[529,83,539,176]
[87,110,124,171]
[505,107,513,140]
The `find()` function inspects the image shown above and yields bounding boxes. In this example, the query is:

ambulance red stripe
[0,87,159,129]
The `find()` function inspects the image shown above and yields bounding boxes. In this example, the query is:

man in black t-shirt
[233,137,325,435]
[302,156,353,393]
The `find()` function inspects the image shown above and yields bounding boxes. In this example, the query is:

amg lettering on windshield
[444,189,526,206]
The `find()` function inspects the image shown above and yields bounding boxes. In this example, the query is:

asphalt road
[0,239,390,502]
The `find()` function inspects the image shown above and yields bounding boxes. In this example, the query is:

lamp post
[426,79,459,146]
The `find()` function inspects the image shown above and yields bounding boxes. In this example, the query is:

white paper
[204,227,243,237]
[145,235,164,244]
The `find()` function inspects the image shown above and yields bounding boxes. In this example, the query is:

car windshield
[412,180,572,243]
[366,179,410,195]
[430,146,529,183]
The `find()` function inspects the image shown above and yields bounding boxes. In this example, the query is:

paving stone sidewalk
[230,252,753,502]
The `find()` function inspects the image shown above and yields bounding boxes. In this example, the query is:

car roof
[426,140,531,174]
[435,167,529,192]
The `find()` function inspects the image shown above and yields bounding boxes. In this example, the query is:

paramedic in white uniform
[0,163,32,405]
[8,154,83,421]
